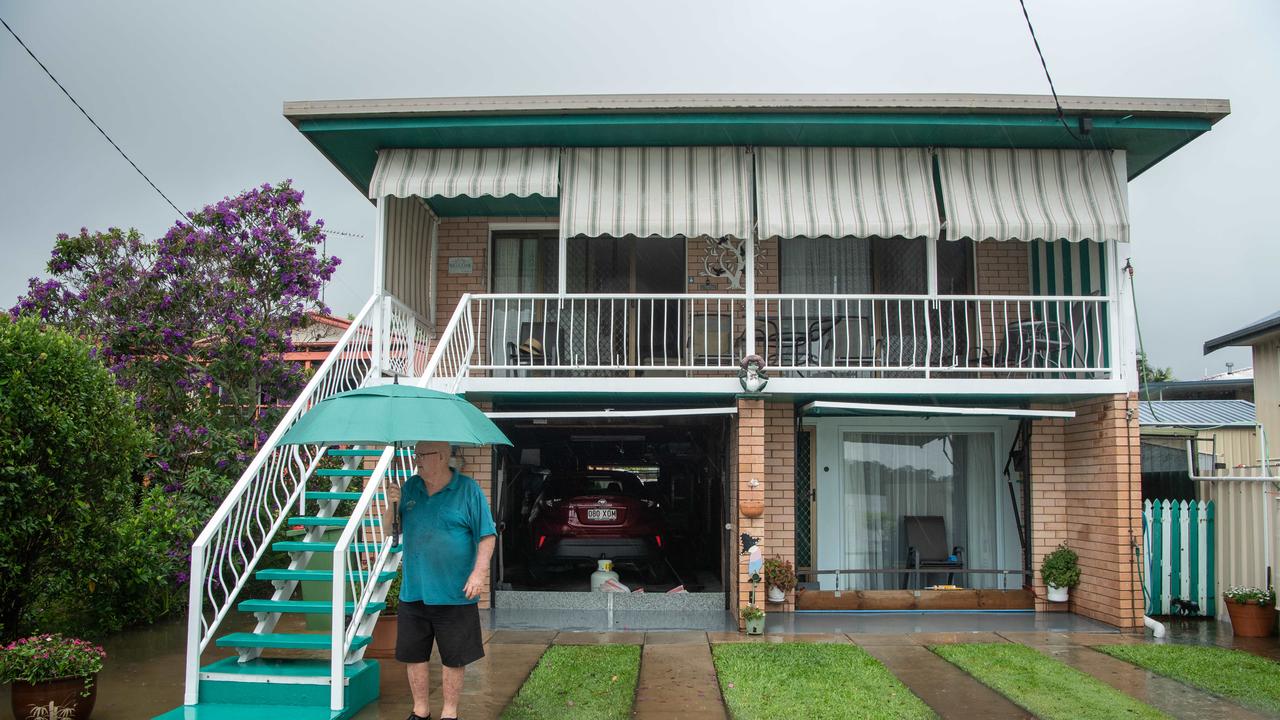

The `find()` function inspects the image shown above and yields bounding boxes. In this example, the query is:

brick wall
[975,240,1030,295]
[763,401,796,611]
[432,217,557,331]
[1030,393,1143,629]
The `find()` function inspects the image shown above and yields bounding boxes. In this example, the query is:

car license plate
[586,508,617,521]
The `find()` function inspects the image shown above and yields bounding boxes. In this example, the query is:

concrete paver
[707,631,850,644]
[357,641,548,720]
[845,632,924,645]
[554,630,646,644]
[487,628,560,644]
[633,640,727,720]
[643,630,711,645]
[862,644,1032,720]
[908,631,1008,645]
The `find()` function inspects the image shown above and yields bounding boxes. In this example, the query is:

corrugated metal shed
[1138,399,1256,427]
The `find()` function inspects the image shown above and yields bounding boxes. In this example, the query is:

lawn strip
[712,642,935,720]
[501,644,641,720]
[932,643,1169,720]
[1095,643,1280,716]
[860,644,1030,719]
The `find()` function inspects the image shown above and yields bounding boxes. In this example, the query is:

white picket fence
[1142,499,1215,616]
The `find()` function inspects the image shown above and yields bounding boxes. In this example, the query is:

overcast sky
[1,1,1275,378]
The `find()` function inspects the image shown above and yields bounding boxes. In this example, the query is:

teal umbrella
[278,384,511,447]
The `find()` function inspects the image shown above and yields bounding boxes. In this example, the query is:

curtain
[839,432,997,590]
[780,237,872,295]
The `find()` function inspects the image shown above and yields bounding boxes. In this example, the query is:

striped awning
[754,147,940,240]
[937,148,1129,243]
[367,148,559,200]
[560,147,752,239]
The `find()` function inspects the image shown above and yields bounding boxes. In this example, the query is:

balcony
[446,292,1120,396]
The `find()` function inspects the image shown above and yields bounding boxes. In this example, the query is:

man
[396,440,496,720]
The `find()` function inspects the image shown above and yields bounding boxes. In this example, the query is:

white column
[1113,240,1137,391]
[744,234,756,358]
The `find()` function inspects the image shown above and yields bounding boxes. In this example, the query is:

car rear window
[545,474,642,498]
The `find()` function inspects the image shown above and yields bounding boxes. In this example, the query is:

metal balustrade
[460,293,1113,379]
[182,291,433,706]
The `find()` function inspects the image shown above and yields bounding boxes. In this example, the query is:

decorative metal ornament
[738,354,768,393]
[698,235,761,289]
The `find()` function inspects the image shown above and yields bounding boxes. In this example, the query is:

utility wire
[1017,0,1083,142]
[1,15,191,223]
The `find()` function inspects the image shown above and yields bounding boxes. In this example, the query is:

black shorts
[395,601,485,667]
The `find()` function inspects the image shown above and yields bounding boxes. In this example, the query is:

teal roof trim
[296,112,1213,200]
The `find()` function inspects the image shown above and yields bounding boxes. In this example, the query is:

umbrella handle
[392,501,401,545]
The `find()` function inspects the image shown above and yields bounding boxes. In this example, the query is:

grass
[712,643,936,720]
[932,643,1169,720]
[1095,643,1280,715]
[501,644,641,720]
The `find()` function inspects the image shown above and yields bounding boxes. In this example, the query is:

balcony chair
[506,321,563,368]
[1003,292,1098,372]
[902,515,965,589]
[688,312,736,367]
[814,315,877,370]
[733,317,781,366]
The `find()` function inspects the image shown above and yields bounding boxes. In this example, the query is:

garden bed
[502,645,641,720]
[932,643,1166,720]
[712,643,935,720]
[1095,643,1280,715]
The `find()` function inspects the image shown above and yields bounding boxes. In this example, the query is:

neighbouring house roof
[283,92,1229,204]
[1204,309,1280,354]
[1138,399,1257,428]
[1202,367,1253,381]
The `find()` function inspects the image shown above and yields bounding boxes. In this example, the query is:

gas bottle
[590,559,619,591]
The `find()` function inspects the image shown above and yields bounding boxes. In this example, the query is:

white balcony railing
[463,293,1113,380]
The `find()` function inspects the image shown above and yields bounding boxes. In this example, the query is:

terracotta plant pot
[1224,598,1276,637]
[739,499,765,519]
[10,674,97,720]
[364,614,398,658]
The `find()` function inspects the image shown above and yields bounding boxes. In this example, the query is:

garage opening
[488,406,732,615]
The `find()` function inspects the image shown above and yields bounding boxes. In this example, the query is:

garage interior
[488,406,732,613]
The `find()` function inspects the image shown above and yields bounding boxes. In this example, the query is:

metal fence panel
[1143,499,1215,616]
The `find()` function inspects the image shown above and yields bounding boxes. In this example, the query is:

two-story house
[165,91,1241,720]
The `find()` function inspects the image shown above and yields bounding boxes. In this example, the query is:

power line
[1016,0,1083,142]
[1,15,190,222]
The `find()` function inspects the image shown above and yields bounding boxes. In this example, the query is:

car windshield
[545,473,643,498]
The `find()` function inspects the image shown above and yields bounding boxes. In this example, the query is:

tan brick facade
[732,398,798,621]
[974,240,1030,295]
[763,401,796,611]
[735,397,766,624]
[1030,393,1143,629]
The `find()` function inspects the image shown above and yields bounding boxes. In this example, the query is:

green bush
[0,317,150,639]
[1040,544,1081,589]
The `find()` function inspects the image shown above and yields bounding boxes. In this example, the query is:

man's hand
[463,571,485,600]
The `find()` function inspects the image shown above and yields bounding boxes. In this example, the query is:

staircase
[154,292,478,720]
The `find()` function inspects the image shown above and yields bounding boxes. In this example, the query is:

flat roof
[284,92,1229,202]
[1138,399,1257,428]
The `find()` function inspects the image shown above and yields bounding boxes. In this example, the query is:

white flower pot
[1047,584,1069,602]
[767,585,786,603]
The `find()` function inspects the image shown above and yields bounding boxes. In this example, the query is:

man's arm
[463,535,495,600]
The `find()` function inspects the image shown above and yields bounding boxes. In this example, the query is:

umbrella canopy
[278,384,511,447]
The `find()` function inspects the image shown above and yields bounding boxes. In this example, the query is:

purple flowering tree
[11,182,341,621]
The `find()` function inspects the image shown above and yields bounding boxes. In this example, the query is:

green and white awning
[754,147,940,241]
[367,148,559,200]
[937,148,1129,243]
[560,147,753,239]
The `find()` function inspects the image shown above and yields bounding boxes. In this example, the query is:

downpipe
[1145,614,1166,638]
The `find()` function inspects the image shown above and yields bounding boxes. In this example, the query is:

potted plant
[1040,544,1080,602]
[1223,586,1276,637]
[365,571,401,658]
[1,633,105,720]
[763,557,797,603]
[740,605,766,635]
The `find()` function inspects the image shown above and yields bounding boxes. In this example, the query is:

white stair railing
[328,293,478,710]
[182,291,431,705]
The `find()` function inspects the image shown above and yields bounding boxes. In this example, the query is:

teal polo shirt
[399,470,496,606]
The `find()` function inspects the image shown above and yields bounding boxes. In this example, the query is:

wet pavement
[5,614,1279,719]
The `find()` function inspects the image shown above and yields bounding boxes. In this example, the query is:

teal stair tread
[153,704,346,720]
[201,656,373,678]
[288,516,381,527]
[315,468,414,477]
[238,599,386,615]
[215,632,371,651]
[273,541,402,553]
[305,491,385,501]
[325,448,409,457]
[256,568,397,583]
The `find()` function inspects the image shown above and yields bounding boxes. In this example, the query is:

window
[937,239,975,295]
[491,230,558,293]
[566,236,684,293]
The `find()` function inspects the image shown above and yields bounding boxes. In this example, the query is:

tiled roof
[1138,399,1256,428]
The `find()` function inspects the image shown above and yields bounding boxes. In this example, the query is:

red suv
[528,470,665,568]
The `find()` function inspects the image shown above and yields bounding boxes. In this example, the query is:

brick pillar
[764,401,796,611]
[1031,393,1143,629]
[736,396,766,625]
